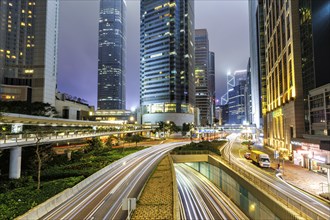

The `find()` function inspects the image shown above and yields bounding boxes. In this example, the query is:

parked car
[244,152,251,159]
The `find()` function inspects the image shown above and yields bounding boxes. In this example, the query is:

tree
[34,131,54,190]
[86,137,104,152]
[105,135,117,148]
[131,134,143,146]
[0,101,58,117]
[182,123,194,136]
[156,121,180,137]
[166,121,180,135]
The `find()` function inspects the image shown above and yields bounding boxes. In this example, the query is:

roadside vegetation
[0,137,146,219]
[172,140,227,156]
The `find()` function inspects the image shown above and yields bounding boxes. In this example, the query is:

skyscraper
[248,0,263,129]
[0,0,59,106]
[98,0,126,110]
[209,51,216,125]
[140,0,195,125]
[251,0,330,157]
[227,70,247,124]
[298,0,330,131]
[195,29,210,126]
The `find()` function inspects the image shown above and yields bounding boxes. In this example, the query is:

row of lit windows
[264,0,297,112]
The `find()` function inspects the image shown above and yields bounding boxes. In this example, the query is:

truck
[250,150,270,167]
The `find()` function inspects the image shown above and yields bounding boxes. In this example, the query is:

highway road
[221,134,330,220]
[175,163,248,220]
[41,142,187,220]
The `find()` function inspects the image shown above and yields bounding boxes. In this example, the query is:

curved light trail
[175,163,248,220]
[221,135,330,220]
[41,142,187,220]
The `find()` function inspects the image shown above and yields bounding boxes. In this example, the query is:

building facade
[55,92,93,120]
[140,0,195,126]
[219,104,229,126]
[248,0,262,128]
[245,59,253,124]
[98,0,126,110]
[195,29,211,126]
[299,0,330,131]
[228,79,246,125]
[209,51,216,125]
[308,84,330,136]
[0,0,59,106]
[264,0,305,155]
[259,0,330,157]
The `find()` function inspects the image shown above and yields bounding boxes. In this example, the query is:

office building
[263,0,305,155]
[308,84,330,136]
[195,29,212,126]
[98,0,126,110]
[299,0,330,131]
[245,59,252,124]
[255,0,330,157]
[140,0,195,126]
[228,75,247,125]
[248,0,262,129]
[209,51,216,125]
[291,83,330,171]
[0,0,59,106]
[219,104,229,126]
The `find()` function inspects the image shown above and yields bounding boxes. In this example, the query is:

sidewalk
[271,159,330,200]
[261,144,330,200]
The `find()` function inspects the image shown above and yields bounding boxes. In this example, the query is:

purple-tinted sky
[58,0,249,109]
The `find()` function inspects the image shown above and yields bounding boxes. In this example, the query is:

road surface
[175,163,248,220]
[41,142,186,220]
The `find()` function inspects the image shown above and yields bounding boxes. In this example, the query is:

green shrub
[172,140,226,155]
[0,176,84,219]
[0,145,146,219]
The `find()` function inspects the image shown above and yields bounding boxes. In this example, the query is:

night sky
[57,0,249,109]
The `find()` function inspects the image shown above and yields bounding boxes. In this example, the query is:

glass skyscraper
[140,0,195,125]
[0,0,59,106]
[195,29,210,126]
[98,0,126,110]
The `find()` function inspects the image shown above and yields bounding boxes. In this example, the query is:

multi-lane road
[176,163,248,220]
[222,134,330,220]
[41,142,186,220]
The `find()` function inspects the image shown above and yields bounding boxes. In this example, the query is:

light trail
[221,136,330,220]
[175,163,248,220]
[41,142,187,220]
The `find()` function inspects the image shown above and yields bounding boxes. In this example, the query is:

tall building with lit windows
[195,29,210,126]
[263,0,305,155]
[0,0,59,106]
[98,0,126,110]
[140,0,195,125]
[259,0,330,157]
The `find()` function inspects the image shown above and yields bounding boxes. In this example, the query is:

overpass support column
[9,147,22,179]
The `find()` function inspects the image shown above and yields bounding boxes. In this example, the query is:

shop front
[291,139,328,174]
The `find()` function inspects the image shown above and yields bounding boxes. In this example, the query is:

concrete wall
[171,154,208,163]
[207,156,303,220]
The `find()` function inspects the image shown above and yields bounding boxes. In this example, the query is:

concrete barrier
[16,155,131,219]
[207,155,305,220]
